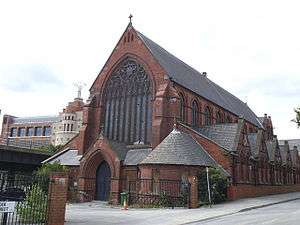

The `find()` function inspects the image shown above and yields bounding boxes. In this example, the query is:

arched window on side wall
[225,115,232,123]
[179,93,186,123]
[192,100,199,127]
[216,111,223,124]
[204,106,212,126]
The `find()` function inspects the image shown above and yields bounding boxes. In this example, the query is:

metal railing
[120,179,189,208]
[0,172,50,225]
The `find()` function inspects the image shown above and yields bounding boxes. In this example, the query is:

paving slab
[65,192,300,225]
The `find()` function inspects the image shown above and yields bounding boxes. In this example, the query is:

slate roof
[279,139,300,152]
[107,140,130,161]
[13,116,59,124]
[136,31,263,129]
[140,129,217,166]
[195,123,239,152]
[248,133,259,157]
[258,117,265,125]
[123,148,152,166]
[266,140,277,162]
[279,145,287,165]
[290,149,299,167]
[43,148,82,166]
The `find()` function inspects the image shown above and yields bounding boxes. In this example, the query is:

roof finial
[129,14,133,24]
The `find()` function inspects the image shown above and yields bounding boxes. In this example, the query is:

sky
[0,0,299,139]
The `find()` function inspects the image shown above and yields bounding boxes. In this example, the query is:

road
[189,199,300,225]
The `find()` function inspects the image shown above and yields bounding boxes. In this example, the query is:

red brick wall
[47,172,69,225]
[228,184,300,200]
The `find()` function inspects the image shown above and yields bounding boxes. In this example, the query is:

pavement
[189,199,300,225]
[65,192,300,225]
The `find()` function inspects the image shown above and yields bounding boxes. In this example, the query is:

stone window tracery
[103,58,152,144]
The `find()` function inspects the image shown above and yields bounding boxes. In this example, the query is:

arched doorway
[96,161,111,201]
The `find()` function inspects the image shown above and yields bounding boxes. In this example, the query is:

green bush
[36,162,67,177]
[198,168,228,204]
[17,184,48,223]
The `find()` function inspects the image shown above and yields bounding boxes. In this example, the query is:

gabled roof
[248,133,259,157]
[279,145,287,165]
[107,139,130,161]
[140,129,217,166]
[266,140,277,162]
[290,149,299,168]
[258,117,265,125]
[42,148,82,166]
[279,139,300,152]
[195,123,240,152]
[136,31,263,129]
[124,148,152,166]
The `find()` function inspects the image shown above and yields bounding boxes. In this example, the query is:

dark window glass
[179,94,185,122]
[18,128,26,137]
[10,128,17,137]
[44,126,52,136]
[35,127,43,136]
[192,100,199,127]
[216,111,222,124]
[27,127,34,136]
[204,107,212,126]
[225,115,232,123]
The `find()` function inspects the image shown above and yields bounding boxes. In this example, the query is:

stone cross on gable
[129,14,133,24]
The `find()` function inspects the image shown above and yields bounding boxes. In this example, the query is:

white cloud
[0,0,299,139]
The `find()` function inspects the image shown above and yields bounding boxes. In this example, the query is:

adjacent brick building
[0,115,58,148]
[45,21,300,206]
[0,96,84,148]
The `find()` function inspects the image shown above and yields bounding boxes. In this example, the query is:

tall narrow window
[10,128,17,137]
[103,58,152,144]
[225,115,232,123]
[204,106,212,125]
[191,100,199,127]
[216,111,222,124]
[179,94,185,123]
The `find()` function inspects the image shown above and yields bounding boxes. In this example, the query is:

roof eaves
[42,147,71,164]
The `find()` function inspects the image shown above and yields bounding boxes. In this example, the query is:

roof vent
[202,72,207,77]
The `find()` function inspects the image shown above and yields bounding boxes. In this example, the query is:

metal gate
[0,172,50,225]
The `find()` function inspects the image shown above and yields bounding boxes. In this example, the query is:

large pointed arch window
[179,94,186,123]
[204,106,212,126]
[192,100,199,127]
[103,58,152,144]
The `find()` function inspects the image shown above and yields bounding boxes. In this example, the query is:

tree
[198,168,228,204]
[36,162,67,177]
[292,107,300,128]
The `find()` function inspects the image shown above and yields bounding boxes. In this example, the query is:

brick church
[45,20,300,206]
